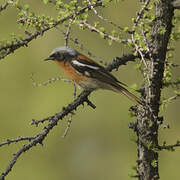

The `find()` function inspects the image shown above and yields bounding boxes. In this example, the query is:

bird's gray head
[44,46,79,61]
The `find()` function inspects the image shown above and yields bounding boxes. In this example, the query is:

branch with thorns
[30,73,72,87]
[0,0,103,60]
[86,0,127,32]
[134,0,151,26]
[0,136,37,147]
[162,94,180,104]
[79,21,129,44]
[158,140,180,151]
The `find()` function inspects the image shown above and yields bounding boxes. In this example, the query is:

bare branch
[0,136,37,147]
[64,21,72,46]
[62,113,74,138]
[30,73,72,87]
[158,140,180,151]
[162,94,180,103]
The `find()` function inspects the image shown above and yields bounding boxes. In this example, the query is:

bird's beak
[44,56,54,61]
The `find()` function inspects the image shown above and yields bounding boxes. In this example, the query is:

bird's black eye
[55,52,64,61]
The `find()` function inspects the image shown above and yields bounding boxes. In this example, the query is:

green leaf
[99,27,105,32]
[43,0,49,4]
[94,21,99,27]
[24,4,29,11]
[151,160,158,168]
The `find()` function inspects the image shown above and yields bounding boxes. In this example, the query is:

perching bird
[44,46,142,105]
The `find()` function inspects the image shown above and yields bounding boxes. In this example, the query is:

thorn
[157,116,163,125]
[129,122,138,132]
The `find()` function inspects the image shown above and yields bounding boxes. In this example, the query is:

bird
[44,46,142,105]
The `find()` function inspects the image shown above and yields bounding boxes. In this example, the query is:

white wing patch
[84,71,91,76]
[72,60,99,70]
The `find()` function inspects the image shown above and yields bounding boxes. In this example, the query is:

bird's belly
[79,79,100,90]
[79,79,114,91]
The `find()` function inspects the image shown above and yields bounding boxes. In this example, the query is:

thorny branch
[30,73,72,87]
[0,0,103,60]
[79,21,129,44]
[158,140,180,151]
[0,136,37,147]
[162,94,180,103]
[64,22,72,46]
[87,0,125,32]
[62,113,74,138]
[131,0,153,105]
[134,0,151,26]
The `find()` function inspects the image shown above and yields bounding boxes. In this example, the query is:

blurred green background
[0,0,180,179]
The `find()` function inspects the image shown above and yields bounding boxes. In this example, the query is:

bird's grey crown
[50,46,79,57]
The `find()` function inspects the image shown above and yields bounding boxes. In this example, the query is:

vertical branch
[64,21,72,46]
[136,1,174,180]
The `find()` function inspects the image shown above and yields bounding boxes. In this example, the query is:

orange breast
[55,60,91,85]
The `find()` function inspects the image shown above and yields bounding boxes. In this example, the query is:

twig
[64,21,72,46]
[31,117,53,126]
[0,0,104,60]
[131,1,152,105]
[73,83,77,99]
[56,27,107,65]
[141,23,153,60]
[62,113,74,138]
[131,32,148,70]
[79,21,129,44]
[30,73,72,87]
[162,94,180,103]
[134,0,151,26]
[165,62,180,68]
[158,140,180,151]
[0,136,37,147]
[87,0,126,32]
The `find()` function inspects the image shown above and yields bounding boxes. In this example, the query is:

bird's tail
[111,83,143,105]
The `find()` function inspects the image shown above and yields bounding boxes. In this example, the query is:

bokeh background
[0,0,180,179]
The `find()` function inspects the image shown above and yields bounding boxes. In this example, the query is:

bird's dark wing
[70,58,127,87]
